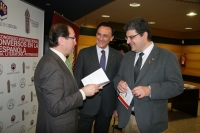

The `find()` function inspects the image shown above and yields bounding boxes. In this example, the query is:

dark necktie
[134,52,144,82]
[100,50,106,71]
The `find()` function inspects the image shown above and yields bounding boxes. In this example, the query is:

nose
[126,38,131,44]
[74,40,77,45]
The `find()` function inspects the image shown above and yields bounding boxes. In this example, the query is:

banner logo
[11,63,16,72]
[31,76,34,82]
[7,99,15,110]
[32,62,37,71]
[31,105,37,114]
[30,120,34,125]
[0,64,3,75]
[25,9,30,34]
[22,110,24,121]
[22,62,25,74]
[21,95,25,101]
[19,125,26,133]
[31,91,33,102]
[0,1,7,21]
[20,78,26,88]
[11,115,16,122]
[0,122,3,132]
[7,80,10,93]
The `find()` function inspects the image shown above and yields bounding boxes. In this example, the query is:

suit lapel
[89,46,100,69]
[47,50,78,89]
[135,45,159,84]
[131,52,137,86]
[106,48,114,73]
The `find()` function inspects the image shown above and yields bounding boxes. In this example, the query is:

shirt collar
[50,48,66,63]
[96,45,109,54]
[141,41,154,57]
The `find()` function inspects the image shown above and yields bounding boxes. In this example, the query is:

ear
[58,37,64,46]
[143,32,148,39]
[110,35,114,41]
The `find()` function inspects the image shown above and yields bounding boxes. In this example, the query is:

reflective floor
[107,101,200,133]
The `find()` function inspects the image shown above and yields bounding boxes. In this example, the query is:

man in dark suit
[34,22,99,133]
[113,18,184,133]
[74,22,123,133]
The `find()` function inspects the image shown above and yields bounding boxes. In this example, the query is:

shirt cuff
[149,85,151,97]
[79,89,86,100]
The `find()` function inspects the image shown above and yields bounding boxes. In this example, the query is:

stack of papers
[81,68,110,88]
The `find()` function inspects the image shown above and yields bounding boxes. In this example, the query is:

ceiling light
[46,3,50,6]
[130,3,140,7]
[185,27,192,29]
[102,15,110,18]
[186,12,197,16]
[148,22,155,24]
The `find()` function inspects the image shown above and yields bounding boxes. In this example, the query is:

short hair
[118,43,130,53]
[124,17,152,41]
[96,22,115,36]
[49,22,72,47]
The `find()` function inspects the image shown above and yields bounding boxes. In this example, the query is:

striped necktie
[134,52,144,82]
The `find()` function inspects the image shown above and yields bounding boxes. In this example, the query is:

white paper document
[118,87,133,109]
[81,68,110,88]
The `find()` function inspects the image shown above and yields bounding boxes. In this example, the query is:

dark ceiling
[23,0,113,34]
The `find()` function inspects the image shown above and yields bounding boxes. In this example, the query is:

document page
[81,68,110,88]
[118,87,133,109]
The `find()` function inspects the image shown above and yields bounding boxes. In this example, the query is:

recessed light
[148,22,155,24]
[186,12,197,16]
[185,27,192,30]
[46,3,50,6]
[130,3,140,7]
[102,15,110,18]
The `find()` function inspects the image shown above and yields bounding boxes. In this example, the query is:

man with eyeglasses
[74,22,123,133]
[113,17,184,133]
[34,22,100,133]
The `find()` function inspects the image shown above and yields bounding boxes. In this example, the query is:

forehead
[126,29,137,36]
[68,26,75,35]
[97,26,112,34]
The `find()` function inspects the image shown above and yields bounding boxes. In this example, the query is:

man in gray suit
[34,22,99,133]
[74,22,123,133]
[113,18,184,133]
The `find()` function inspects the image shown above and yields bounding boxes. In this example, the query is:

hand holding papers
[81,68,110,89]
[118,87,133,109]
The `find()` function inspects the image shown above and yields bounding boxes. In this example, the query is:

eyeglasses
[125,33,139,40]
[67,36,76,41]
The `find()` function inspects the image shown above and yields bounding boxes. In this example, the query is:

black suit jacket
[74,45,123,116]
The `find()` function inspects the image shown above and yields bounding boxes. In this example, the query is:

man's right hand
[82,84,99,96]
[117,80,128,93]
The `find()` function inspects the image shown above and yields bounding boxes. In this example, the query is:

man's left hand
[132,86,151,99]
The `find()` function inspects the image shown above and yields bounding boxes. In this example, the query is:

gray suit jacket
[34,49,83,133]
[113,45,184,133]
[74,45,123,117]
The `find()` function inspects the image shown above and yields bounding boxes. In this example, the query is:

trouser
[122,112,141,133]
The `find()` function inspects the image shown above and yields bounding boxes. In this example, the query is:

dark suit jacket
[74,45,123,117]
[34,49,83,133]
[113,45,184,133]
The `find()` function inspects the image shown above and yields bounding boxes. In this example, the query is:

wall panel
[77,35,96,54]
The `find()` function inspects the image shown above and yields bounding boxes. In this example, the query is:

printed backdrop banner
[0,0,44,133]
[52,12,80,70]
